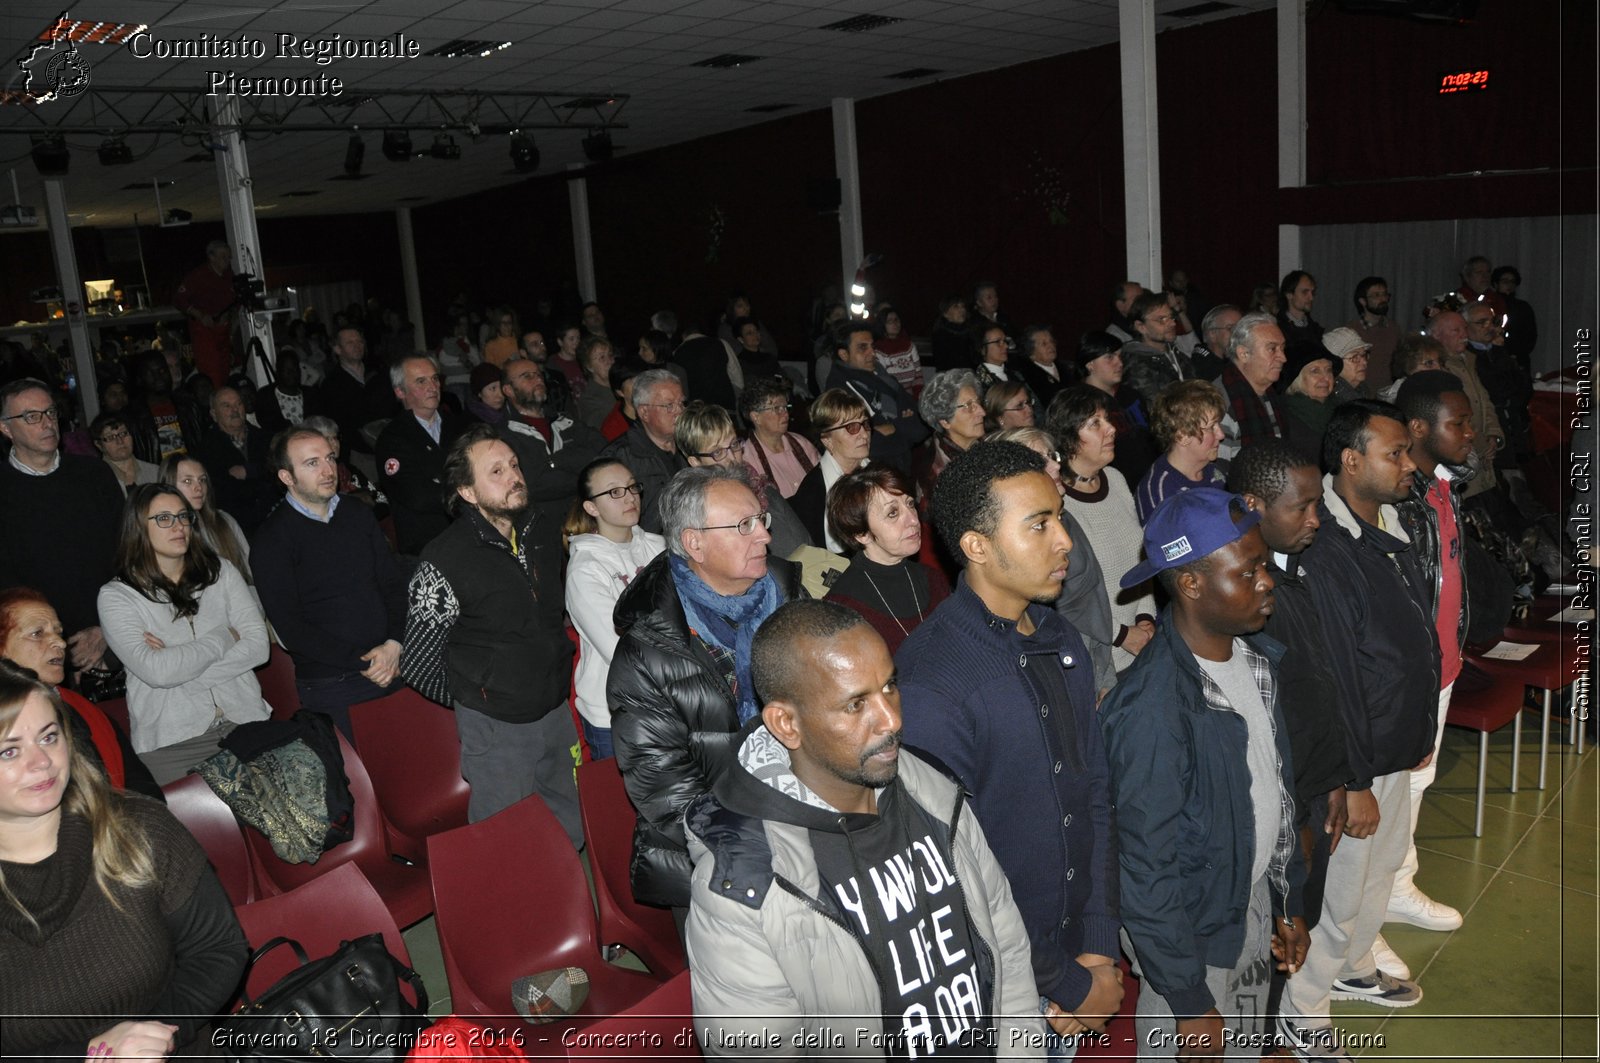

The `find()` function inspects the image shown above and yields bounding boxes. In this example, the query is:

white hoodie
[565,529,667,728]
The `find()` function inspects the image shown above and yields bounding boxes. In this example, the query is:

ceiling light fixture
[430,133,461,160]
[30,135,70,176]
[382,130,412,161]
[509,131,540,173]
[582,130,613,163]
[98,137,133,165]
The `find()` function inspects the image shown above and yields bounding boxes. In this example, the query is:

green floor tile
[1432,727,1580,818]
[1507,813,1600,896]
[1556,750,1599,827]
[1415,789,1542,867]
[401,915,451,1017]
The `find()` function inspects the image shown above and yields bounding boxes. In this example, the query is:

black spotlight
[382,130,412,161]
[343,134,365,176]
[30,135,70,176]
[429,133,461,160]
[582,129,613,163]
[509,131,540,173]
[97,137,133,166]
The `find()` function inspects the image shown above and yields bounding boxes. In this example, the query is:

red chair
[163,773,263,906]
[94,696,131,736]
[561,970,698,1059]
[576,759,687,976]
[232,862,421,1007]
[1470,638,1587,788]
[1447,663,1529,837]
[350,688,469,856]
[243,730,434,928]
[256,644,301,721]
[426,795,664,1041]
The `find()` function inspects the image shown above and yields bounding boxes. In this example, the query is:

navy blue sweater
[895,579,1118,1011]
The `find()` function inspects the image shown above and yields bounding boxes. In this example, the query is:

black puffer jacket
[606,552,804,908]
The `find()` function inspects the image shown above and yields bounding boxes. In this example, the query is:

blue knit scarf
[669,553,783,722]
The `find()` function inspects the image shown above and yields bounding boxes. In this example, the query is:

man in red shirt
[172,240,237,387]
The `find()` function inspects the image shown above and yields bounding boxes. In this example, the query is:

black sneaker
[1275,1017,1353,1061]
[1329,970,1423,1007]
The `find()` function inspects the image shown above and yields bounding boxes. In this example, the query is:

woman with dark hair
[873,305,923,398]
[550,322,587,397]
[0,588,162,799]
[96,484,270,784]
[973,321,1023,391]
[740,377,818,500]
[601,359,643,441]
[159,455,251,583]
[729,315,784,388]
[636,328,690,391]
[717,291,780,357]
[1046,387,1158,673]
[91,411,158,495]
[1072,330,1158,484]
[930,294,971,372]
[982,378,1035,431]
[0,660,247,1060]
[563,458,665,759]
[574,335,619,430]
[822,465,950,653]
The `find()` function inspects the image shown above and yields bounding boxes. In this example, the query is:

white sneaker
[1385,889,1463,931]
[1368,932,1411,980]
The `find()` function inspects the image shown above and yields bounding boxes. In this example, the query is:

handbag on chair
[223,933,431,1061]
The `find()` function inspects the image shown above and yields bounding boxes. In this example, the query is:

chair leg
[1475,731,1488,838]
[1511,709,1522,794]
[1539,687,1550,790]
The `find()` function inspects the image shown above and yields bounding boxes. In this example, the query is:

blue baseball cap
[1120,487,1262,589]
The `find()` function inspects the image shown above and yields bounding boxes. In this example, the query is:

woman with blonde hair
[159,454,251,583]
[791,389,873,552]
[97,484,270,784]
[1134,380,1228,523]
[0,659,247,1059]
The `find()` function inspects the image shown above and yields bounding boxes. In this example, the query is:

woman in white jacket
[563,458,665,760]
[97,483,271,785]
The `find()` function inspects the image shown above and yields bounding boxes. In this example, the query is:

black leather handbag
[222,934,431,1061]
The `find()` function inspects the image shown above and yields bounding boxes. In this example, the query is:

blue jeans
[582,719,614,760]
[295,672,394,743]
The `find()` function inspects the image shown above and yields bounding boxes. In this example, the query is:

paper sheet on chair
[1547,606,1596,623]
[1481,641,1539,661]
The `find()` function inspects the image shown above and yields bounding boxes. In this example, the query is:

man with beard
[684,601,1045,1057]
[497,356,604,530]
[898,441,1123,1053]
[401,424,580,842]
[1343,278,1399,396]
[1101,488,1308,1062]
[252,427,408,741]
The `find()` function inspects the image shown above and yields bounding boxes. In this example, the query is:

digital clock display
[1439,68,1490,94]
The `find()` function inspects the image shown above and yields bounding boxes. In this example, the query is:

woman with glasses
[791,389,873,552]
[160,455,252,584]
[676,401,810,558]
[563,459,665,760]
[822,466,950,653]
[739,377,818,500]
[981,378,1036,431]
[1134,380,1229,523]
[90,412,158,496]
[973,322,1021,390]
[96,484,271,784]
[1046,387,1158,673]
[914,369,985,516]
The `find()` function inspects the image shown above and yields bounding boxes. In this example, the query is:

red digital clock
[1439,68,1490,94]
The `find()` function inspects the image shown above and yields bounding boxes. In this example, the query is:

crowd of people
[0,252,1574,1061]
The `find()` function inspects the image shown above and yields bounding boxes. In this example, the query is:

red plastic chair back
[350,688,469,849]
[561,970,698,1058]
[426,795,663,1026]
[256,644,301,721]
[163,773,262,906]
[576,759,686,976]
[94,696,131,735]
[232,863,419,1006]
[243,730,433,928]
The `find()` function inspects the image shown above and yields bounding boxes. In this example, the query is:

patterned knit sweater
[0,796,247,1059]
[1063,467,1159,672]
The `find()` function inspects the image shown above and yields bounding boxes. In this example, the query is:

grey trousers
[1284,768,1411,1027]
[1127,876,1274,1061]
[454,701,584,850]
[138,719,236,786]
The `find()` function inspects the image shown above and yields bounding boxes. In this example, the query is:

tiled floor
[402,716,1599,1060]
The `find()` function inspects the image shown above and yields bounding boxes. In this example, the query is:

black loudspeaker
[807,177,841,212]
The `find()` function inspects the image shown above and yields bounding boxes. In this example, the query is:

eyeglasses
[698,511,772,536]
[641,400,686,413]
[751,403,792,415]
[821,418,868,437]
[694,440,745,462]
[953,400,983,416]
[983,337,1007,347]
[1004,399,1034,413]
[147,510,198,529]
[587,482,643,501]
[98,429,132,443]
[2,407,58,425]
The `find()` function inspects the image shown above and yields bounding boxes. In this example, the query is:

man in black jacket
[375,354,465,555]
[1282,401,1435,1055]
[822,322,929,473]
[497,356,604,531]
[400,424,580,843]
[607,466,802,913]
[601,368,687,534]
[196,385,279,536]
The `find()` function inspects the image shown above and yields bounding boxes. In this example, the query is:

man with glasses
[607,465,804,923]
[602,369,689,534]
[0,378,125,681]
[822,322,929,474]
[1120,291,1196,408]
[496,357,604,531]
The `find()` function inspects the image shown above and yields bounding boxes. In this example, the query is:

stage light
[382,130,412,161]
[509,131,540,173]
[98,137,133,166]
[430,133,460,160]
[30,135,70,176]
[343,134,365,176]
[582,130,612,163]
